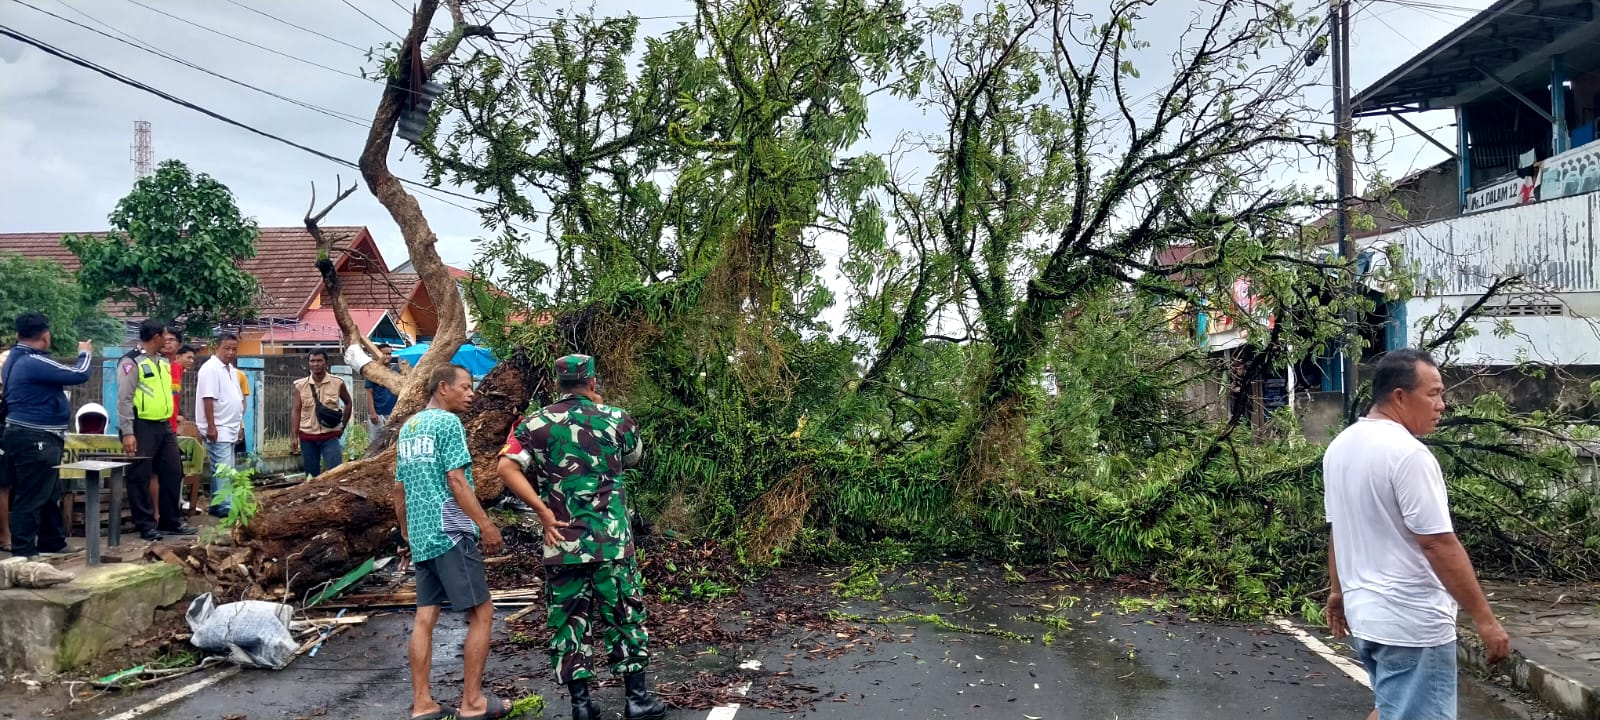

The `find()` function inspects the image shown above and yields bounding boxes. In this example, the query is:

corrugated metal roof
[1354,0,1600,115]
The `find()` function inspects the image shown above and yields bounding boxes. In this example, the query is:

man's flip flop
[459,695,509,720]
[410,705,458,720]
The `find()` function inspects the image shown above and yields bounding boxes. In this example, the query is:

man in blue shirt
[366,344,399,432]
[1,312,93,557]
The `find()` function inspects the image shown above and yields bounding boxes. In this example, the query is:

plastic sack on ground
[186,593,298,669]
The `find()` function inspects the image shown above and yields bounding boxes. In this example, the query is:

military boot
[624,673,667,720]
[568,680,597,720]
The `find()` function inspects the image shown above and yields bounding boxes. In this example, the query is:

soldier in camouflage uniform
[497,354,667,720]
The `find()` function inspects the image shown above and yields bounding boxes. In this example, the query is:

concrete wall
[1376,193,1600,295]
[1351,193,1600,366]
[1366,162,1462,231]
[1297,391,1345,445]
[1294,365,1600,443]
[1405,295,1600,366]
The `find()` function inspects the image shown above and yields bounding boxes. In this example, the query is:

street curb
[1459,628,1600,720]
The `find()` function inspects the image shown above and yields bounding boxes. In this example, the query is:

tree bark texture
[235,352,540,599]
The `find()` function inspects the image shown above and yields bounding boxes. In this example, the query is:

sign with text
[59,434,205,479]
[1465,173,1534,213]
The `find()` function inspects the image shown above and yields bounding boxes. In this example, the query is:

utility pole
[1330,0,1358,421]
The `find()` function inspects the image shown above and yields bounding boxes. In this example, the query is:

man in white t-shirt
[196,333,244,518]
[1324,348,1510,720]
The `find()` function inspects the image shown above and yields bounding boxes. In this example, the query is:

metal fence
[57,359,378,464]
[258,373,300,457]
[256,372,375,459]
[65,365,105,418]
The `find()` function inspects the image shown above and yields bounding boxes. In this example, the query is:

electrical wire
[341,0,404,41]
[1373,0,1600,32]
[218,0,371,53]
[121,0,376,83]
[0,24,532,229]
[18,0,369,126]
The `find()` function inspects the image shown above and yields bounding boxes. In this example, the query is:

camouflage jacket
[500,394,643,565]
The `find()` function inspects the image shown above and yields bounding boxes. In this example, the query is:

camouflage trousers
[544,559,651,684]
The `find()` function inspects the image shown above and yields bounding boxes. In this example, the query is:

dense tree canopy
[241,0,1600,609]
[0,253,121,353]
[66,159,260,331]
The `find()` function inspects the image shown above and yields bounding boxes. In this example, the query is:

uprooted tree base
[197,352,540,599]
[198,294,677,600]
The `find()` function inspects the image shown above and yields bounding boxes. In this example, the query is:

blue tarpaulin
[393,342,498,377]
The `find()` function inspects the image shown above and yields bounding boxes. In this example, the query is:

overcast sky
[0,0,1491,275]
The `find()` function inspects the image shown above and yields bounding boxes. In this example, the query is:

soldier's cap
[554,354,596,383]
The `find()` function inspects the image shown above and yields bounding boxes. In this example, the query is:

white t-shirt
[195,356,244,443]
[1323,417,1458,647]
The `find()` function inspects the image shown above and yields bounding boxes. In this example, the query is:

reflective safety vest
[132,354,174,421]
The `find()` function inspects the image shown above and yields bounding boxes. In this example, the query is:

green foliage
[343,423,370,461]
[831,610,1031,642]
[505,694,546,719]
[410,0,1600,624]
[211,464,260,540]
[66,160,259,330]
[834,561,886,601]
[927,580,969,606]
[0,253,120,353]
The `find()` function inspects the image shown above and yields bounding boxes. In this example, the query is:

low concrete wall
[0,562,185,676]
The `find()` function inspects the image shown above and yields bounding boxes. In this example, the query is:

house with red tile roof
[0,226,436,354]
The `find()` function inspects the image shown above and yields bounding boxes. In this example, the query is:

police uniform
[500,354,665,720]
[117,349,185,537]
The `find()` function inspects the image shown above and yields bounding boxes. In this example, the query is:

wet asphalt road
[55,568,1542,720]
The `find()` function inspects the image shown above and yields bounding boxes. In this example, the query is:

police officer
[497,354,666,720]
[118,319,195,540]
[1,312,93,557]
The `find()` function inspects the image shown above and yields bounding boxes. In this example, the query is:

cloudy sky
[0,0,1492,275]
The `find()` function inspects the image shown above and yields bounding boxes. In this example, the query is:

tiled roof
[0,226,382,320]
[257,308,391,344]
[327,272,420,316]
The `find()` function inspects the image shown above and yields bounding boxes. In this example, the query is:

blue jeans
[1353,637,1458,719]
[205,440,236,514]
[301,437,342,477]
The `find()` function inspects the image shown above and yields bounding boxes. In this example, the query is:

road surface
[59,566,1545,720]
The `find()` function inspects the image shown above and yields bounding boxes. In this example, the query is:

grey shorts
[415,536,491,611]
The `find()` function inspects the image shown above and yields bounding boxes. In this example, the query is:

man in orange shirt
[161,329,184,428]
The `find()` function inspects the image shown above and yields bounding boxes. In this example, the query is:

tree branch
[304,177,405,392]
[1421,275,1525,353]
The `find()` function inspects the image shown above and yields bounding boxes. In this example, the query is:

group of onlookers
[0,312,407,556]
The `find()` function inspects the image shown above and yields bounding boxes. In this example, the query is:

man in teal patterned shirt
[395,363,508,720]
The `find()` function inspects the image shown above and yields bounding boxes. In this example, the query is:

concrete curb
[1459,628,1600,720]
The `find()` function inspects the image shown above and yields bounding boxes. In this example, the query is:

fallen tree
[215,0,502,597]
[227,352,537,598]
[182,0,1599,611]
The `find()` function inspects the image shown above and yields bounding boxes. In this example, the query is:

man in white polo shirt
[1324,348,1510,720]
[196,333,244,518]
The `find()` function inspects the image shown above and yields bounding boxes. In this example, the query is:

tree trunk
[220,0,493,599]
[235,352,541,599]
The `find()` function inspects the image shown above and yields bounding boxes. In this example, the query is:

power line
[121,0,376,83]
[19,0,369,126]
[0,24,523,226]
[1372,0,1600,30]
[341,0,404,41]
[218,0,370,53]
